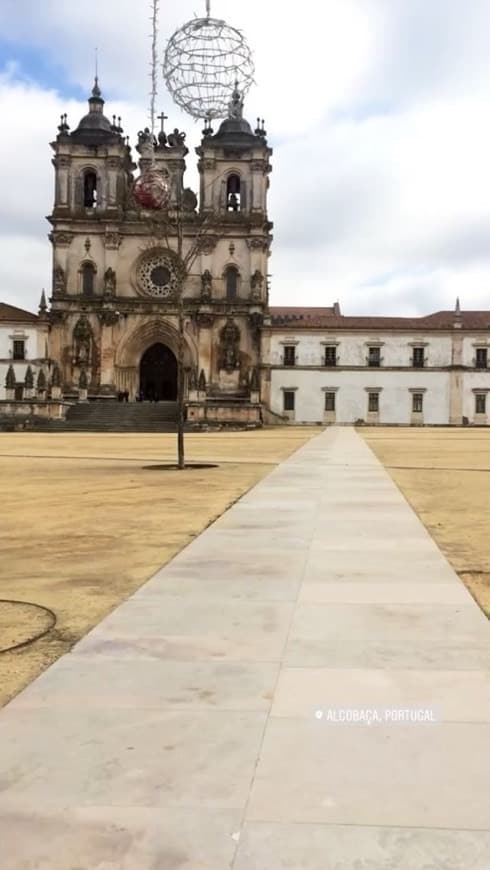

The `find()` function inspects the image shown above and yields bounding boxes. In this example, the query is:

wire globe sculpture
[134,168,170,210]
[163,15,255,121]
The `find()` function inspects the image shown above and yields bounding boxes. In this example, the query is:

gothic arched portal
[139,343,177,401]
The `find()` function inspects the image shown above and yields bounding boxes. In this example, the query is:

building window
[225,266,239,300]
[12,340,25,360]
[83,170,98,208]
[412,347,425,368]
[324,392,336,412]
[82,262,96,296]
[14,385,24,401]
[367,346,381,367]
[283,390,295,412]
[324,346,337,367]
[226,174,241,212]
[412,392,424,413]
[475,348,488,369]
[368,392,379,413]
[475,394,487,414]
[283,346,296,366]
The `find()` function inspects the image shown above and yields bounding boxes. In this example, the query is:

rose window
[136,253,179,298]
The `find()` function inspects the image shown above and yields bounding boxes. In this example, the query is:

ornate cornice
[97,308,120,327]
[194,312,214,328]
[199,158,217,171]
[104,231,121,250]
[49,309,67,325]
[197,235,219,254]
[247,236,270,251]
[49,231,74,247]
[54,156,71,169]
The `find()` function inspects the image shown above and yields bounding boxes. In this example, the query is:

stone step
[37,401,182,432]
[32,420,179,433]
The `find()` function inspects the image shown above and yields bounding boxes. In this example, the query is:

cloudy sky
[1,0,490,315]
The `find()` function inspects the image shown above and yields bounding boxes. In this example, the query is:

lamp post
[176,211,185,469]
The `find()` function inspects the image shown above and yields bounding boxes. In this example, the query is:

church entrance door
[139,343,177,401]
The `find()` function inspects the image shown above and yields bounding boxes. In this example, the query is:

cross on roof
[158,111,168,133]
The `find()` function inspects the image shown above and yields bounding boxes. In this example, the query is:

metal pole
[177,212,185,469]
[150,0,160,138]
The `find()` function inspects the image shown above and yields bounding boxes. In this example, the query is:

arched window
[81,262,96,296]
[83,170,98,208]
[226,174,241,212]
[225,266,239,300]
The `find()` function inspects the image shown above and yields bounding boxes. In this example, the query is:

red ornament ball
[134,169,170,210]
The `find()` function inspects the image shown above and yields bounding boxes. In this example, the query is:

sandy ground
[0,428,318,706]
[362,427,490,618]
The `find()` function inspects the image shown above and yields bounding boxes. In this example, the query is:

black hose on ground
[0,599,57,654]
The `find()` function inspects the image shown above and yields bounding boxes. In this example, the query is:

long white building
[263,302,490,426]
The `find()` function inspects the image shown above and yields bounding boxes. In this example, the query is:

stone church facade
[47,80,272,424]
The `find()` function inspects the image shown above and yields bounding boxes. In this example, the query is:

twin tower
[48,80,273,422]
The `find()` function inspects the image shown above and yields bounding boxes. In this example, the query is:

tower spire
[38,289,48,319]
[92,48,102,99]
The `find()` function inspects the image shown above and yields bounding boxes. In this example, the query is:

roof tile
[269,308,490,330]
[0,303,39,324]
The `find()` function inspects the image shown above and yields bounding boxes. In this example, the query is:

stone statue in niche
[201,269,213,301]
[249,311,264,348]
[219,317,241,372]
[72,316,93,367]
[188,367,198,391]
[239,361,250,388]
[53,266,66,296]
[250,269,264,301]
[250,367,260,391]
[104,267,117,295]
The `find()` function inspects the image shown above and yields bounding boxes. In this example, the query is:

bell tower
[193,88,273,403]
[48,79,134,395]
[51,78,133,224]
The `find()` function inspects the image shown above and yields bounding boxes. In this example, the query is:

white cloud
[1,0,490,314]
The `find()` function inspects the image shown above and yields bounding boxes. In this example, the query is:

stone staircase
[42,401,178,432]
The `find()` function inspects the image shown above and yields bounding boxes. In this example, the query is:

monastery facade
[1,81,489,427]
[46,80,271,425]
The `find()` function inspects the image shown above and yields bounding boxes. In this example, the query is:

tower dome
[71,78,115,143]
[206,86,264,148]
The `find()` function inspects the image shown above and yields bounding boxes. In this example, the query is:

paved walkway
[1,428,489,869]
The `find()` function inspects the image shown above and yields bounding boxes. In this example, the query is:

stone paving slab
[0,427,489,869]
[233,824,490,870]
[246,719,490,828]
